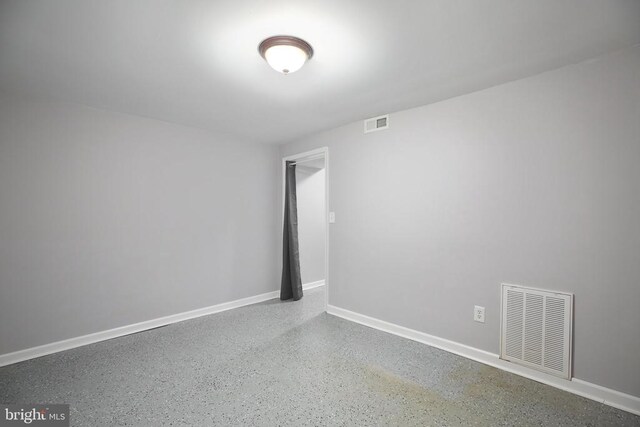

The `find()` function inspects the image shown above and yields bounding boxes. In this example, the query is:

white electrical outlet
[474,306,485,323]
[329,212,335,223]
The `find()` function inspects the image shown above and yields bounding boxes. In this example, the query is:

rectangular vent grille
[501,283,573,379]
[364,114,389,133]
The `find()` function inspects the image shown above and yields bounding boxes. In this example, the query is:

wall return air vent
[500,283,573,379]
[364,114,389,133]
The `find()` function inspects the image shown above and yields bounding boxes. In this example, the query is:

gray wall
[295,166,325,284]
[281,46,640,397]
[0,97,280,355]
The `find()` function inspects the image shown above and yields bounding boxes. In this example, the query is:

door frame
[281,147,329,310]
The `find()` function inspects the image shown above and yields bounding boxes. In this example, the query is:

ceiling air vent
[500,283,573,379]
[364,114,389,133]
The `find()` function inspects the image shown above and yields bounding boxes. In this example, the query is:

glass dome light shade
[259,36,314,75]
[264,45,308,74]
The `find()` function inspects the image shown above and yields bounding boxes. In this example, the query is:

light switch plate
[329,212,335,223]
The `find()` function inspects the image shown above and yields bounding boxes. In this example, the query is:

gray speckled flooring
[1,286,638,426]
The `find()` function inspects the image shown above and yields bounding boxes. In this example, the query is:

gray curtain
[280,161,303,301]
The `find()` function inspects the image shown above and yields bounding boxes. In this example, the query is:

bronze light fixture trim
[258,35,314,74]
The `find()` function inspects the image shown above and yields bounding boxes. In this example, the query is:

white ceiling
[1,1,639,144]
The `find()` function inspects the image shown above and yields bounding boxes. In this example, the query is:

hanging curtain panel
[280,161,303,301]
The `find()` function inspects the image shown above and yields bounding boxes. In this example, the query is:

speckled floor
[1,286,638,426]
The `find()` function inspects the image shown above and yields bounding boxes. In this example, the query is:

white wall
[0,97,280,355]
[281,46,640,397]
[295,166,325,284]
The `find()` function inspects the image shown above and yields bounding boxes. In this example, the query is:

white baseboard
[303,280,325,291]
[0,290,280,368]
[327,304,640,416]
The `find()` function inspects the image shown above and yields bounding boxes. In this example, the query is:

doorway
[281,147,329,309]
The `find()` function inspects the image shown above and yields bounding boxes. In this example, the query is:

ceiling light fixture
[258,35,313,74]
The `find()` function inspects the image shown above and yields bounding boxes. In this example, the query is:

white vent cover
[364,114,389,133]
[500,283,573,379]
